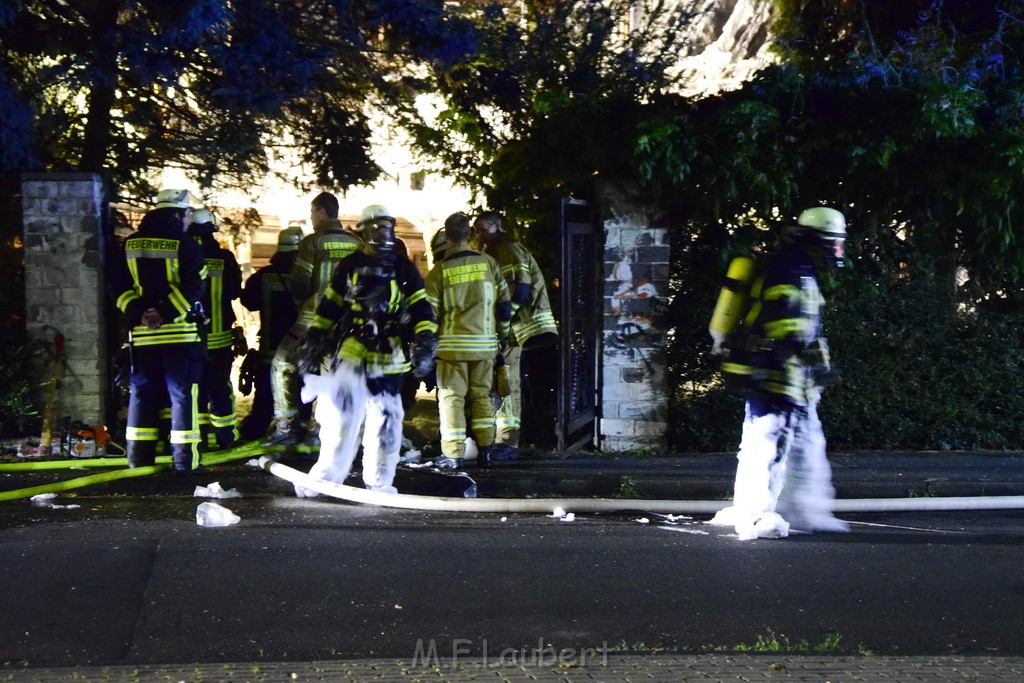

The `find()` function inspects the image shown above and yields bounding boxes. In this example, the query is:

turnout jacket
[290,221,362,327]
[424,249,511,361]
[111,222,208,347]
[241,250,299,359]
[483,234,557,345]
[310,246,437,376]
[194,235,242,350]
[721,242,825,407]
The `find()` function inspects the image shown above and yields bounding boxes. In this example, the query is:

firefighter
[110,189,207,473]
[294,204,437,495]
[473,210,558,462]
[424,212,511,469]
[266,192,362,445]
[709,207,850,539]
[238,225,303,440]
[187,209,243,449]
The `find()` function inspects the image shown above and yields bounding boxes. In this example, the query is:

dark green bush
[0,326,43,437]
[667,267,1024,452]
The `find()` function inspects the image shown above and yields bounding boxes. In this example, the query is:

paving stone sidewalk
[3,655,1024,682]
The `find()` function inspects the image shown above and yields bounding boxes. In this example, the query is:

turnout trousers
[270,321,310,432]
[127,342,205,472]
[295,361,405,496]
[494,345,521,448]
[711,391,846,537]
[197,346,237,448]
[437,357,496,459]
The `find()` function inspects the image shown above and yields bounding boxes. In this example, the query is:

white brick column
[596,182,670,452]
[22,173,108,425]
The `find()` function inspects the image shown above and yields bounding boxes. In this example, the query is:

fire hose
[4,442,1024,514]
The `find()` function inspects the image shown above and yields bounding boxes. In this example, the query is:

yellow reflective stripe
[441,428,467,440]
[762,284,800,301]
[415,320,437,334]
[116,290,140,312]
[129,322,202,345]
[295,258,313,274]
[721,362,754,375]
[206,330,233,349]
[170,430,202,444]
[210,413,236,429]
[763,318,809,339]
[324,286,346,307]
[209,266,223,333]
[500,263,530,279]
[406,288,427,305]
[311,313,333,330]
[438,336,498,350]
[513,313,557,340]
[126,427,160,441]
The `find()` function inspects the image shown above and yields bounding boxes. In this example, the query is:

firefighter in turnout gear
[266,193,362,445]
[238,225,303,440]
[294,205,437,496]
[424,213,511,469]
[188,209,242,449]
[473,210,558,461]
[110,189,208,473]
[708,206,850,540]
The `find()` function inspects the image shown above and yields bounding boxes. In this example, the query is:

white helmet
[277,225,303,252]
[793,206,847,267]
[154,188,197,210]
[797,207,846,239]
[190,208,216,227]
[357,204,396,230]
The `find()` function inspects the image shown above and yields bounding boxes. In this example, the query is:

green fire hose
[0,440,284,502]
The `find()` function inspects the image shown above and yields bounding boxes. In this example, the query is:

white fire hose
[257,457,1024,514]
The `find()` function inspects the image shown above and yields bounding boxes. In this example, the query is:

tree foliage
[652,0,1024,450]
[397,0,707,223]
[0,0,465,202]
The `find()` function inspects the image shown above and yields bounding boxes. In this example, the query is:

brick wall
[597,182,670,452]
[22,173,108,425]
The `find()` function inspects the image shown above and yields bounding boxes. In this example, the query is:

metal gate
[557,197,599,453]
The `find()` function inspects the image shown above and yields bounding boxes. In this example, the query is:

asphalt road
[2,479,1023,669]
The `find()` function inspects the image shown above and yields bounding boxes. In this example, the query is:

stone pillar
[596,182,670,452]
[22,173,108,426]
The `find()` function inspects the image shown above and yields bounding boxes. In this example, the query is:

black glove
[410,330,437,378]
[238,349,259,396]
[231,327,249,357]
[297,327,332,375]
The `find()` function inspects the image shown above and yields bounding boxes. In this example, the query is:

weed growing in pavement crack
[615,476,641,499]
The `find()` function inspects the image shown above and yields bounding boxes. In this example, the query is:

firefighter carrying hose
[109,189,208,474]
[294,204,437,496]
[708,207,851,539]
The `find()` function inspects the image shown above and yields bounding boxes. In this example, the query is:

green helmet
[430,229,449,262]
